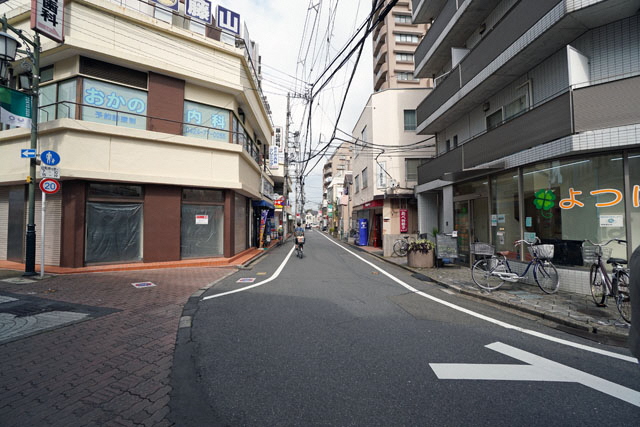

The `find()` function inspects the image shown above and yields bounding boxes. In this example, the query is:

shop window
[628,152,640,251]
[85,183,144,264]
[491,172,520,257]
[82,78,147,130]
[180,188,225,258]
[522,154,625,266]
[183,100,230,142]
[38,79,77,124]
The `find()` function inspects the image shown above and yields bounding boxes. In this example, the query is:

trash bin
[357,219,368,246]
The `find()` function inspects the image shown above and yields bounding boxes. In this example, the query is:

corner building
[413,0,640,293]
[0,1,274,267]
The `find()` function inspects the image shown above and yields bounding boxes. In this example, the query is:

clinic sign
[399,209,408,233]
[186,0,213,24]
[32,0,65,43]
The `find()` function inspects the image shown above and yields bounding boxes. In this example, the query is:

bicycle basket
[471,242,494,256]
[528,244,554,260]
[581,245,611,264]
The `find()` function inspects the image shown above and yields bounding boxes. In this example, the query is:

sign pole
[40,191,45,279]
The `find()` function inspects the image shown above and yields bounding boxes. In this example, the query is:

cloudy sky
[218,0,375,210]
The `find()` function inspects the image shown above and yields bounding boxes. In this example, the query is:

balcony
[414,0,502,78]
[418,74,640,184]
[416,0,637,134]
[412,0,449,24]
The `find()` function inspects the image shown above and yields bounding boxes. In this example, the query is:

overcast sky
[218,0,374,210]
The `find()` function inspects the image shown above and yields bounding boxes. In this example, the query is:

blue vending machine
[357,219,368,246]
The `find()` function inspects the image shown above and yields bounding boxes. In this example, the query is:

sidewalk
[350,240,631,346]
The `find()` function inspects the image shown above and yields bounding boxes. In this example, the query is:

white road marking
[202,246,296,300]
[318,232,638,364]
[431,342,640,407]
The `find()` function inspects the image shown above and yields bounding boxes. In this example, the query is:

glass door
[454,201,470,264]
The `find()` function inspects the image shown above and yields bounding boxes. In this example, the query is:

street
[170,230,640,426]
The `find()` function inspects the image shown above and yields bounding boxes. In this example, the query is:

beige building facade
[0,1,275,268]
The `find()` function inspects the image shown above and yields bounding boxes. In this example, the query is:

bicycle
[471,238,559,294]
[582,239,631,323]
[295,235,304,259]
[392,235,416,257]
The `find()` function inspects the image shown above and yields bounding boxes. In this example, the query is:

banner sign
[152,0,179,11]
[269,146,279,169]
[400,209,408,233]
[31,0,65,43]
[186,0,212,24]
[217,6,241,35]
[0,87,32,128]
[259,209,269,248]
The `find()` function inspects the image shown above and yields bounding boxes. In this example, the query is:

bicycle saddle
[607,257,627,265]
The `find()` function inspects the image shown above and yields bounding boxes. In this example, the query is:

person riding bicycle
[294,221,305,252]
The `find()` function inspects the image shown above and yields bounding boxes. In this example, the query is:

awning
[252,200,274,209]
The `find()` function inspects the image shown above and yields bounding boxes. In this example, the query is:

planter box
[407,250,435,268]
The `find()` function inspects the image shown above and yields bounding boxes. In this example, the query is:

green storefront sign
[0,86,32,128]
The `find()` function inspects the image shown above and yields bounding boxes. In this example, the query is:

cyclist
[294,221,305,255]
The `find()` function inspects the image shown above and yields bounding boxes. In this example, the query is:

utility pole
[283,92,291,237]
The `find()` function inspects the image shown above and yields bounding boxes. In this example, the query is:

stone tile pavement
[352,242,631,346]
[0,266,235,427]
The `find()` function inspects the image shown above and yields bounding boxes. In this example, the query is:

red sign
[399,209,408,233]
[39,178,60,194]
[363,200,384,209]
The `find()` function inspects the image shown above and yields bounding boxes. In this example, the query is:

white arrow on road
[430,342,640,407]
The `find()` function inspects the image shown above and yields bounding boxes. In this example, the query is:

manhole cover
[0,302,74,317]
[1,277,36,284]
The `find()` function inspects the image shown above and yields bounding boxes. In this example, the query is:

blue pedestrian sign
[41,150,60,166]
[21,149,36,158]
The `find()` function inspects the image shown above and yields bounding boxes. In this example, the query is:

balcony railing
[414,0,458,76]
[33,101,262,164]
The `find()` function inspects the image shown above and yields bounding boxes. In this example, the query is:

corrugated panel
[0,187,8,261]
[34,192,62,267]
[573,75,640,132]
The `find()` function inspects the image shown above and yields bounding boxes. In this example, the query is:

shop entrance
[454,197,489,265]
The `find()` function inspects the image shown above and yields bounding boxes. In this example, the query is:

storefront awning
[252,200,274,209]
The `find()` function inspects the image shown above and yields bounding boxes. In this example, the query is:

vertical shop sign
[31,0,65,43]
[400,209,408,233]
[259,210,269,248]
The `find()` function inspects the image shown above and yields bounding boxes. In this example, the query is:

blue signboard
[21,148,36,158]
[41,150,60,166]
[217,6,240,35]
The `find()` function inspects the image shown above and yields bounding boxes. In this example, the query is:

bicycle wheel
[393,241,407,257]
[471,258,505,291]
[534,260,559,294]
[616,271,631,323]
[589,264,606,306]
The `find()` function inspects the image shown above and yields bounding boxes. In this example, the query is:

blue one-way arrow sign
[21,149,36,158]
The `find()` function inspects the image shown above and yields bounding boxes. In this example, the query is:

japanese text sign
[186,0,212,24]
[32,0,65,43]
[400,209,408,233]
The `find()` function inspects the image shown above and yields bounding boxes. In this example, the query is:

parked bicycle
[471,237,559,294]
[582,239,631,323]
[392,235,416,257]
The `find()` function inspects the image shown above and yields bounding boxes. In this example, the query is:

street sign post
[39,178,60,194]
[21,148,36,158]
[40,150,60,166]
[40,165,60,179]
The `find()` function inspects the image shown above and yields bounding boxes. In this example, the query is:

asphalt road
[170,230,640,426]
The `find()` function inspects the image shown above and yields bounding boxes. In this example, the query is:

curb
[342,239,629,344]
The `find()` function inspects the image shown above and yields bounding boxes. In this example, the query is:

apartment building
[413,0,640,293]
[373,0,431,91]
[0,1,275,268]
[322,142,351,234]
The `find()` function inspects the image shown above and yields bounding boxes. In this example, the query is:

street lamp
[0,17,41,276]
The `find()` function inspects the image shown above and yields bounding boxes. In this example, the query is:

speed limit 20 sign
[39,178,61,194]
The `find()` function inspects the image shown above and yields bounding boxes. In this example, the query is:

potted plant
[407,238,435,268]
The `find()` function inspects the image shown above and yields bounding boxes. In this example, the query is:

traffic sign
[41,150,60,166]
[40,165,60,179]
[39,178,61,194]
[21,149,36,158]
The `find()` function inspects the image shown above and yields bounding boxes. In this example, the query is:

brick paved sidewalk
[0,267,235,427]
